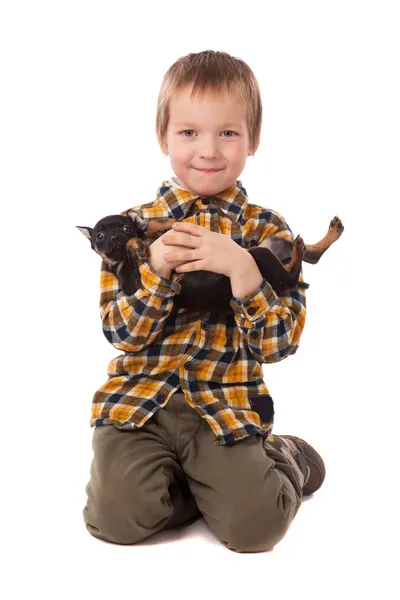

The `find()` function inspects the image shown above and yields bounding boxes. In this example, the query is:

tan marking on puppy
[284,235,306,273]
[98,251,119,267]
[126,237,151,261]
[145,218,177,239]
[303,216,344,264]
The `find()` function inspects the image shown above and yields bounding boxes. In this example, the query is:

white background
[1,1,399,598]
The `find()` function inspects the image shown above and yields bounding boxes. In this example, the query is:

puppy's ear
[76,226,93,242]
[126,211,148,234]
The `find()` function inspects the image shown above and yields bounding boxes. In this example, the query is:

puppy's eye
[123,225,132,234]
[96,232,104,241]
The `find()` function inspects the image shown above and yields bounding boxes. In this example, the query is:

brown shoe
[266,434,326,496]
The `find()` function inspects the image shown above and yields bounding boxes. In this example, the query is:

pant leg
[83,396,203,545]
[173,394,303,553]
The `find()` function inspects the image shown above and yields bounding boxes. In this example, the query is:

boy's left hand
[162,221,249,278]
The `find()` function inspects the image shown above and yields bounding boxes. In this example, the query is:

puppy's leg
[126,237,151,262]
[145,218,177,240]
[303,216,344,264]
[284,234,306,273]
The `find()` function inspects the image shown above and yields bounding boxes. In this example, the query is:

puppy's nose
[110,235,120,243]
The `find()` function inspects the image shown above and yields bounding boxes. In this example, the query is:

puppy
[77,213,344,312]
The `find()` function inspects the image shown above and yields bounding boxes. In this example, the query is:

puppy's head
[76,210,148,267]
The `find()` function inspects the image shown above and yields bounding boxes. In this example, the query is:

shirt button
[184,361,192,370]
[250,330,259,338]
[156,394,164,402]
[202,198,209,205]
[201,322,208,330]
[243,301,251,307]
[247,307,257,315]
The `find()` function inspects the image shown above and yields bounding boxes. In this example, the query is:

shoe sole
[284,435,326,496]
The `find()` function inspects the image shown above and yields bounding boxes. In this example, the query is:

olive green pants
[83,390,303,552]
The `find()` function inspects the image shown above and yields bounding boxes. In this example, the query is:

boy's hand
[162,221,249,278]
[148,234,189,277]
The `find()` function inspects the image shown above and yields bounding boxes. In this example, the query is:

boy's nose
[199,137,219,159]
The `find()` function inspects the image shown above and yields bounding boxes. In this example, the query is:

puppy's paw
[293,234,306,259]
[329,216,344,239]
[126,237,150,261]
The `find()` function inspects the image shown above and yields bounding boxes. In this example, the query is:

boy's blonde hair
[156,50,262,155]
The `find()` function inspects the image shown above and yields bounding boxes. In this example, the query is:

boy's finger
[172,222,204,236]
[163,233,198,247]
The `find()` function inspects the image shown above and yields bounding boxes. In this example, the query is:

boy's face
[160,84,257,196]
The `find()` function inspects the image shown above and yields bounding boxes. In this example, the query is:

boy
[83,50,325,553]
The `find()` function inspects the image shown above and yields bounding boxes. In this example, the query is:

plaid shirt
[91,178,307,446]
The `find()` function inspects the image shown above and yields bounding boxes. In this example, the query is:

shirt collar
[156,177,249,223]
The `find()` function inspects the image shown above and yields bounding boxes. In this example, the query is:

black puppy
[77,212,344,312]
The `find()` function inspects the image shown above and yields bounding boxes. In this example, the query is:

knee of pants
[222,473,300,553]
[83,477,176,545]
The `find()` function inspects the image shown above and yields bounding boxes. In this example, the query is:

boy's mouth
[195,168,223,173]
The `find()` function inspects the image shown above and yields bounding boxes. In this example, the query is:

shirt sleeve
[99,258,185,352]
[229,212,307,363]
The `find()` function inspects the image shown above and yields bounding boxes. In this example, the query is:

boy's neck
[171,176,192,192]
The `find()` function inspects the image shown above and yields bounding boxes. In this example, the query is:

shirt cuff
[229,277,279,322]
[139,261,185,298]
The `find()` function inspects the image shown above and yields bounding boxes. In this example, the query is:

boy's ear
[161,140,169,155]
[156,127,169,155]
[248,136,260,156]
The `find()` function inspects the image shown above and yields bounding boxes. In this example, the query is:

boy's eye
[181,130,237,137]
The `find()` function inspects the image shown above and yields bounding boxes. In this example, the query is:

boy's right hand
[149,232,188,277]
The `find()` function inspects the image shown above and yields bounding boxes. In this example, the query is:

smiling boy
[83,50,325,553]
[157,81,264,300]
